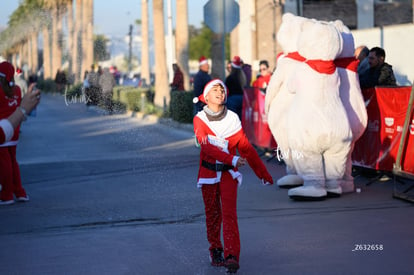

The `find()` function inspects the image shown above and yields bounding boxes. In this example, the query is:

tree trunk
[152,0,170,108]
[31,32,39,75]
[67,0,74,77]
[51,7,62,76]
[42,26,52,79]
[85,0,94,70]
[72,0,82,83]
[140,0,150,87]
[175,0,190,91]
[82,0,93,77]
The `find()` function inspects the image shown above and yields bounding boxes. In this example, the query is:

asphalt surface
[0,93,413,275]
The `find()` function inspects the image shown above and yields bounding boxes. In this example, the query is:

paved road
[0,93,413,275]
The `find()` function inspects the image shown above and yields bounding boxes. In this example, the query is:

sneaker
[0,199,15,206]
[209,248,225,267]
[225,255,239,273]
[16,195,29,202]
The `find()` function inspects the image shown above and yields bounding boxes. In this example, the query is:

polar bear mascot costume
[333,20,368,193]
[286,20,353,200]
[265,13,307,188]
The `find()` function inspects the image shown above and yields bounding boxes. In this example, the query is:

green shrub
[170,90,193,123]
[65,83,83,98]
[112,86,156,113]
[36,79,57,93]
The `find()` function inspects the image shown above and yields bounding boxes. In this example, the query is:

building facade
[233,0,413,79]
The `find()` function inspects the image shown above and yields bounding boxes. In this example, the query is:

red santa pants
[0,146,27,201]
[201,172,240,260]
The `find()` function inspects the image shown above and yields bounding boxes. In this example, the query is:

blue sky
[0,0,207,35]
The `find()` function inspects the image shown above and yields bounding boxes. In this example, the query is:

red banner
[352,86,414,173]
[242,87,277,149]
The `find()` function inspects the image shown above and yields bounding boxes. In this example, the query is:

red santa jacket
[193,109,273,187]
[0,85,22,147]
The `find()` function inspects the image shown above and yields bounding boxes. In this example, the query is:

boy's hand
[262,179,273,186]
[236,157,247,167]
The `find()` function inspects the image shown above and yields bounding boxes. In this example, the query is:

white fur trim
[0,140,18,147]
[196,110,241,139]
[0,119,14,143]
[199,59,208,66]
[232,156,239,167]
[197,172,222,188]
[203,79,228,101]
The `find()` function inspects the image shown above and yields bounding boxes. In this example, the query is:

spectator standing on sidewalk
[354,45,369,75]
[225,56,247,120]
[359,47,397,88]
[170,63,185,91]
[14,68,28,96]
[193,56,212,114]
[193,79,273,273]
[99,67,116,113]
[54,68,67,93]
[253,60,272,92]
[86,65,100,106]
[0,61,39,204]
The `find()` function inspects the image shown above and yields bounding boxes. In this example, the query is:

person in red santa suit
[193,79,273,273]
[0,61,40,205]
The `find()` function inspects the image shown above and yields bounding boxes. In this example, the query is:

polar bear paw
[288,185,327,201]
[277,175,304,189]
[326,180,343,198]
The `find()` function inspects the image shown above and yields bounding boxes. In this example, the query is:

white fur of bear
[333,20,368,193]
[286,20,353,200]
[265,13,308,188]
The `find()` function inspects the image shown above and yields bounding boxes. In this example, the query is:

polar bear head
[297,20,343,61]
[332,20,355,58]
[277,13,308,54]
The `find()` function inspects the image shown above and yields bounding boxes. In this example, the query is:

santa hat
[193,79,228,104]
[231,56,242,69]
[199,56,208,66]
[0,61,15,86]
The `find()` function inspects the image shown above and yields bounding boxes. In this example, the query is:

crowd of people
[83,64,118,113]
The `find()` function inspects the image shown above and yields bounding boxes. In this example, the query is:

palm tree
[66,0,74,78]
[175,0,190,91]
[42,24,52,79]
[152,0,170,108]
[83,0,94,75]
[73,0,82,82]
[140,0,150,87]
[51,5,63,75]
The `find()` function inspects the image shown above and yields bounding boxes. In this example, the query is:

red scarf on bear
[305,59,336,74]
[285,52,306,62]
[334,57,359,73]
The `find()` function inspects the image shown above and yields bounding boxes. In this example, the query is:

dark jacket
[359,62,397,89]
[193,70,211,97]
[225,68,246,96]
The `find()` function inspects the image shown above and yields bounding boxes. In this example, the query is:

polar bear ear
[282,12,295,23]
[332,20,355,58]
[332,19,345,31]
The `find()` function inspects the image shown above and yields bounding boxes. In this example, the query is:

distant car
[121,75,141,87]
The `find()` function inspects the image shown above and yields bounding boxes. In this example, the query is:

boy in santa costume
[193,79,273,273]
[0,61,35,205]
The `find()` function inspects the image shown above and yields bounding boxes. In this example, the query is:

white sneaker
[0,199,15,205]
[16,195,30,202]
